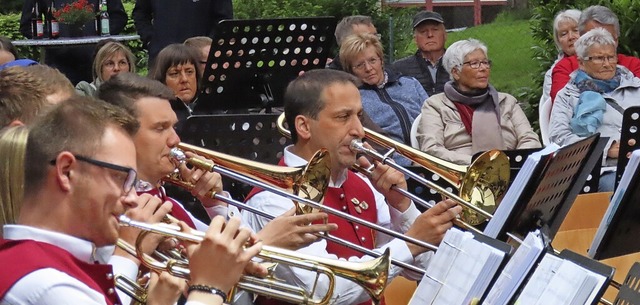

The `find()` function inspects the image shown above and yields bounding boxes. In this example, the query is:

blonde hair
[0,125,29,233]
[93,41,137,82]
[339,33,384,74]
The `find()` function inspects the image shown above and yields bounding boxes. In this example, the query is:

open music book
[589,149,640,259]
[483,230,545,305]
[408,228,508,305]
[515,252,607,305]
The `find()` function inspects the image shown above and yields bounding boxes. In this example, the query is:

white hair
[553,9,582,52]
[575,27,616,59]
[442,39,488,80]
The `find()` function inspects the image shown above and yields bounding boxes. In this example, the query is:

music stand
[196,17,337,113]
[615,106,640,189]
[491,134,605,241]
[614,262,640,304]
[558,249,615,305]
[179,114,292,200]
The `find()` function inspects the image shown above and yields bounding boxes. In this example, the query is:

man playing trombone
[0,97,262,305]
[242,69,463,305]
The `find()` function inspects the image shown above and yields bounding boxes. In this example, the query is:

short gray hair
[553,9,581,52]
[578,5,620,37]
[575,28,616,59]
[442,39,488,79]
[334,15,373,46]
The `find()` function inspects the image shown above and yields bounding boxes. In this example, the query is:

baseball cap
[412,11,444,28]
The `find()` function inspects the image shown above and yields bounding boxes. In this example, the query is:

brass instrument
[119,215,390,305]
[114,274,147,305]
[276,113,510,226]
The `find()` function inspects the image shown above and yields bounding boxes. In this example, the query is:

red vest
[137,187,196,229]
[246,158,383,305]
[0,239,121,305]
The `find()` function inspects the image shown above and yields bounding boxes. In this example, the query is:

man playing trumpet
[242,69,462,305]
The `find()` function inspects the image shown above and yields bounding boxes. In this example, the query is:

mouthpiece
[169,148,187,164]
[350,139,366,153]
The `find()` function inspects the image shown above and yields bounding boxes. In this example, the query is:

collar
[2,225,104,263]
[360,68,402,90]
[283,145,348,187]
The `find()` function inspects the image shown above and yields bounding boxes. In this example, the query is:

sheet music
[483,230,545,305]
[515,253,563,305]
[484,144,560,238]
[534,260,602,305]
[589,149,640,258]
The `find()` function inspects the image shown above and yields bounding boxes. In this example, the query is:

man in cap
[392,11,449,96]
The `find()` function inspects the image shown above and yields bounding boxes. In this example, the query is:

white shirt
[1,225,138,305]
[241,146,432,305]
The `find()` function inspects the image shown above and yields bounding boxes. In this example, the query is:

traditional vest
[137,187,196,229]
[0,239,121,305]
[246,158,383,305]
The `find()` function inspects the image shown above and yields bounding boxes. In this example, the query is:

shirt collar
[3,225,103,263]
[283,145,348,187]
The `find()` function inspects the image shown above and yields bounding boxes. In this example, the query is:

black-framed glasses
[462,60,492,69]
[584,55,618,65]
[50,155,138,194]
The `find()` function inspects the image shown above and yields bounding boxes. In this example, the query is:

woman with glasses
[550,28,640,191]
[417,38,540,165]
[76,41,136,97]
[340,33,428,166]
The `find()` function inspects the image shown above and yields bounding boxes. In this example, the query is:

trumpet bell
[460,150,510,225]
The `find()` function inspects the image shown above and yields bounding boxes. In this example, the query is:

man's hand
[608,140,620,158]
[178,152,226,208]
[404,199,461,257]
[146,272,187,305]
[357,155,411,212]
[256,208,338,250]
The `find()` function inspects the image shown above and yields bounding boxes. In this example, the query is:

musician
[98,72,338,250]
[242,69,462,305]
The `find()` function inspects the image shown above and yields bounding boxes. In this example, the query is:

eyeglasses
[352,57,380,71]
[103,60,130,69]
[50,155,138,194]
[584,55,618,65]
[462,60,492,69]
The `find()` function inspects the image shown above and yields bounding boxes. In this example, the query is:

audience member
[0,36,18,66]
[76,41,136,97]
[392,11,449,96]
[550,28,640,192]
[184,36,213,78]
[133,0,232,65]
[20,0,128,84]
[549,5,640,103]
[327,15,378,71]
[417,39,540,165]
[0,126,28,234]
[340,33,427,165]
[0,67,49,127]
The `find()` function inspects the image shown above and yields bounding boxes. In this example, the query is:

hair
[339,33,384,74]
[23,65,75,99]
[578,5,620,37]
[442,38,488,80]
[575,28,616,59]
[98,72,175,118]
[0,66,49,127]
[334,15,374,46]
[284,69,361,143]
[149,43,202,86]
[0,36,18,59]
[553,9,582,52]
[184,36,213,50]
[24,96,139,195]
[92,41,137,82]
[0,125,29,233]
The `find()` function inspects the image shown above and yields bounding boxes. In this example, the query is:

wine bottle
[99,0,110,36]
[49,0,59,39]
[31,2,44,39]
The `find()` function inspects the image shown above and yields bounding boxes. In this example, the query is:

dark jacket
[133,0,233,63]
[391,50,449,96]
[20,0,127,84]
[326,55,343,71]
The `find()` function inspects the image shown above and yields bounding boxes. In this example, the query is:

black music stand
[488,134,606,241]
[615,106,640,189]
[614,262,640,304]
[196,17,337,113]
[179,114,292,200]
[558,249,615,305]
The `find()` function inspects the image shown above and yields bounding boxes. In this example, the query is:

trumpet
[276,113,511,226]
[119,215,390,305]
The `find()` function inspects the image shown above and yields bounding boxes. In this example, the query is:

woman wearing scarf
[416,38,540,165]
[550,28,640,191]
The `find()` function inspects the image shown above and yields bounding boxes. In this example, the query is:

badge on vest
[351,198,369,213]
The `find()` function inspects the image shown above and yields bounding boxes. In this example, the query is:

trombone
[275,113,511,227]
[118,215,390,305]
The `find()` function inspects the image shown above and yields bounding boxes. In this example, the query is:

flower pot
[68,24,85,38]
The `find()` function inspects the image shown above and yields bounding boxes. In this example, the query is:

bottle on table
[99,0,110,36]
[46,0,60,39]
[31,1,44,40]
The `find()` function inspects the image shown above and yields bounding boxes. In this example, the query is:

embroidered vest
[0,239,120,305]
[137,187,196,229]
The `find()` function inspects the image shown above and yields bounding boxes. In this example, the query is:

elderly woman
[149,43,201,126]
[550,28,640,191]
[417,39,540,165]
[75,41,136,97]
[340,33,428,166]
